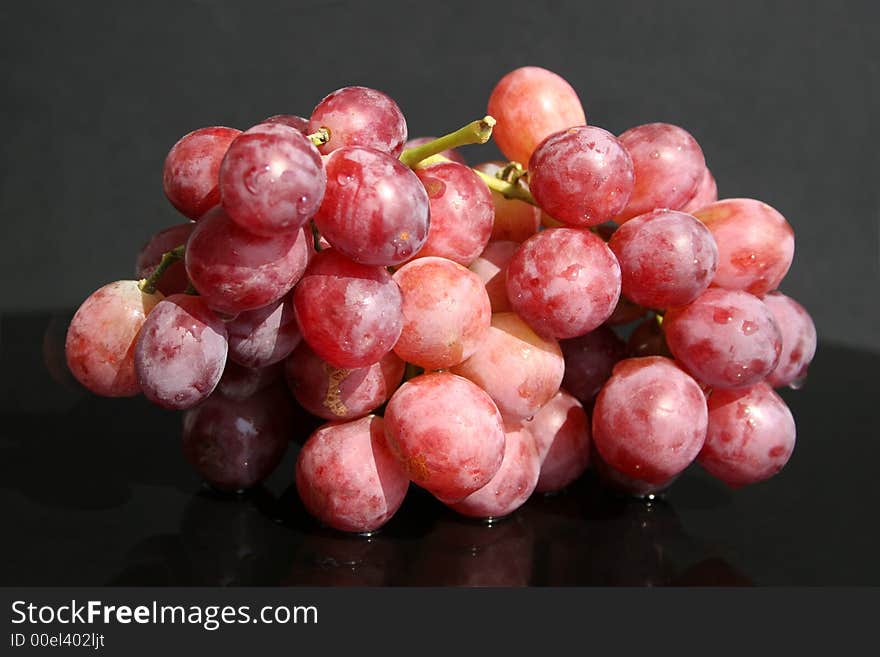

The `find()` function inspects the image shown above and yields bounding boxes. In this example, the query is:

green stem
[307,127,330,147]
[311,220,323,252]
[399,116,497,168]
[138,245,185,294]
[473,169,538,205]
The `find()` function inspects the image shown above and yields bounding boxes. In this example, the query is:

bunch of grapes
[65,66,816,534]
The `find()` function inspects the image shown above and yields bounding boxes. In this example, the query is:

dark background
[0,0,877,349]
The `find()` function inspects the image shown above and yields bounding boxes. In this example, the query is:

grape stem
[138,245,185,294]
[473,169,537,205]
[399,116,497,168]
[307,127,331,147]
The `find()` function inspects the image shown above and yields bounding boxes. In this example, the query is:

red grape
[182,384,292,491]
[216,360,283,401]
[296,415,409,533]
[284,341,405,421]
[219,123,326,236]
[163,126,241,220]
[487,66,587,166]
[473,161,541,243]
[313,147,430,266]
[615,123,706,223]
[293,249,403,368]
[559,326,627,403]
[468,240,518,313]
[226,294,301,368]
[449,421,540,520]
[525,390,591,493]
[135,222,195,296]
[450,312,564,419]
[592,447,678,498]
[664,287,782,389]
[65,280,163,397]
[383,372,505,503]
[260,114,309,132]
[592,357,708,484]
[185,206,310,315]
[506,228,621,338]
[680,167,718,214]
[392,257,491,369]
[693,198,794,296]
[528,126,634,227]
[608,209,718,309]
[763,292,817,388]
[627,315,673,358]
[404,136,466,164]
[412,161,494,265]
[698,383,796,487]
[309,86,407,157]
[134,294,228,409]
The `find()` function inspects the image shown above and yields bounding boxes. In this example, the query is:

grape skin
[219,123,326,236]
[313,147,430,266]
[506,228,621,339]
[309,86,408,157]
[293,249,403,369]
[383,372,505,503]
[487,66,587,166]
[185,207,310,315]
[524,389,591,493]
[134,294,228,410]
[468,240,518,313]
[216,360,283,401]
[135,222,195,296]
[392,257,491,370]
[592,357,708,484]
[560,326,627,403]
[260,114,309,133]
[449,421,540,520]
[528,126,634,227]
[450,312,564,419]
[296,415,410,533]
[698,382,796,487]
[226,294,302,368]
[284,341,405,421]
[163,126,241,220]
[664,287,782,389]
[473,161,541,243]
[680,167,718,214]
[65,280,163,397]
[763,292,817,388]
[182,384,292,491]
[412,161,494,265]
[592,447,678,498]
[693,198,795,296]
[615,123,706,224]
[608,209,719,309]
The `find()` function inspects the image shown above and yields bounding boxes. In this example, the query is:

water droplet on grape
[741,320,758,335]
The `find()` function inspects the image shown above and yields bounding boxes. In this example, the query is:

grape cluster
[65,66,816,534]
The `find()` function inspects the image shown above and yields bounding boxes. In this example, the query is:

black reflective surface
[2,311,878,586]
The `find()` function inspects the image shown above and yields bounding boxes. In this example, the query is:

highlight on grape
[65,65,817,534]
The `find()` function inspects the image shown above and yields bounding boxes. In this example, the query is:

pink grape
[506,228,621,339]
[135,222,195,296]
[608,209,719,309]
[559,326,627,403]
[185,207,310,315]
[449,421,540,520]
[487,66,587,166]
[412,161,494,265]
[163,126,241,220]
[182,384,292,491]
[627,315,673,358]
[524,390,591,493]
[219,123,326,236]
[529,126,634,227]
[664,287,782,389]
[134,294,228,409]
[615,123,706,223]
[383,372,505,503]
[216,360,283,401]
[473,161,541,243]
[284,341,405,421]
[404,136,466,164]
[592,447,678,498]
[293,249,403,368]
[763,292,817,388]
[698,383,796,487]
[296,415,409,533]
[468,240,518,313]
[308,86,407,157]
[680,167,718,214]
[260,114,309,132]
[592,357,708,484]
[392,257,491,369]
[226,295,301,368]
[451,312,564,419]
[693,198,795,296]
[65,280,163,397]
[313,147,430,266]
